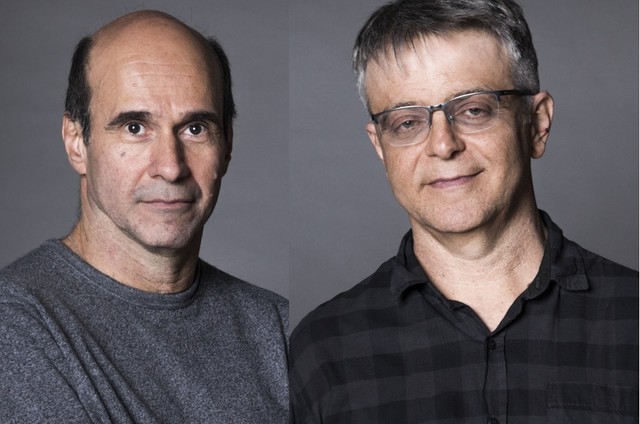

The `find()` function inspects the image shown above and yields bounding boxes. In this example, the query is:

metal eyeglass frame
[370,89,537,145]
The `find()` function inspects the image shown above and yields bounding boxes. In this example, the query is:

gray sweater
[0,240,288,423]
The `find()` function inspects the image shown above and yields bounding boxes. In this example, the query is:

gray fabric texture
[0,239,288,423]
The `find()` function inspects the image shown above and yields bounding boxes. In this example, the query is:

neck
[64,220,200,294]
[412,207,546,331]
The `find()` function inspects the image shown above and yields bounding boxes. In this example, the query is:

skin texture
[365,31,554,330]
[62,12,231,294]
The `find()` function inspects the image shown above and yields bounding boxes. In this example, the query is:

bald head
[64,10,235,145]
[94,10,190,38]
[92,11,212,59]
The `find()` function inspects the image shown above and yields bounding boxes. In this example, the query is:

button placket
[484,333,507,424]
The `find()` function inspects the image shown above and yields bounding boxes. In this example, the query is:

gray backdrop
[290,0,638,326]
[1,1,638,329]
[0,1,288,298]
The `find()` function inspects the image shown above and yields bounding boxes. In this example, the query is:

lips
[145,198,193,204]
[427,171,481,188]
[142,197,195,206]
[134,184,200,205]
[141,199,195,214]
[138,190,198,211]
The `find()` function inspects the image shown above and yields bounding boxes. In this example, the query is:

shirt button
[488,416,499,424]
[488,339,497,350]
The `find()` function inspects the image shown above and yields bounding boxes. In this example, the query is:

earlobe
[62,114,87,175]
[529,91,554,159]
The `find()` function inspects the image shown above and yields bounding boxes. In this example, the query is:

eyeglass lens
[377,92,501,146]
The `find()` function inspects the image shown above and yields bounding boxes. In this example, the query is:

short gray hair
[353,0,539,111]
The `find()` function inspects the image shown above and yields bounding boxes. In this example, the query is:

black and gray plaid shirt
[290,211,638,423]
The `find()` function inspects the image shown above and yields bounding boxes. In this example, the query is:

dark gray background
[1,2,638,328]
[290,0,638,326]
[0,1,288,298]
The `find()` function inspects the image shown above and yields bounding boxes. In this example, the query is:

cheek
[385,147,419,175]
[502,134,530,172]
[481,132,531,194]
[477,125,523,162]
[188,150,226,188]
[383,151,422,198]
[86,146,140,195]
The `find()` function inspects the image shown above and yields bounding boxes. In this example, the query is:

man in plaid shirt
[289,0,638,422]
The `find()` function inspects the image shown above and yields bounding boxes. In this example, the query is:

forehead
[87,19,223,111]
[364,31,512,107]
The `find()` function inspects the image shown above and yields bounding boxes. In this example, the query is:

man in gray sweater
[0,10,288,423]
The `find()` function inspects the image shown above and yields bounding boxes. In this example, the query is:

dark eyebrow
[179,111,220,126]
[105,111,152,130]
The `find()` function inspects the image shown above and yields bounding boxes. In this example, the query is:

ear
[529,91,554,159]
[366,122,386,164]
[62,114,87,175]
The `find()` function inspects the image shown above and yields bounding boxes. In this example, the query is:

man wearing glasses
[289,0,638,422]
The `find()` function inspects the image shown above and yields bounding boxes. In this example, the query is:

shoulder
[199,261,287,305]
[289,255,399,421]
[0,240,69,299]
[290,255,396,357]
[197,260,288,326]
[568,237,638,292]
[552,234,638,335]
[568,241,638,322]
[1,240,63,280]
[0,242,73,374]
[543,210,637,297]
[578,243,637,279]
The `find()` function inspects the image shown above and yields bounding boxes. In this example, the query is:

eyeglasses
[370,89,536,146]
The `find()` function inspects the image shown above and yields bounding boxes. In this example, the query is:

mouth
[134,184,201,210]
[428,171,481,189]
[142,199,195,210]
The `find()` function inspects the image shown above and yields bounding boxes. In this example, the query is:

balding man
[0,11,288,423]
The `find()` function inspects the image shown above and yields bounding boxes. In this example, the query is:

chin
[132,225,201,252]
[415,208,490,235]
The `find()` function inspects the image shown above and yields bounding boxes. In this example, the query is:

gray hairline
[354,31,527,114]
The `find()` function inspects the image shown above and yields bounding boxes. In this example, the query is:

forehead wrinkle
[88,32,220,116]
[85,11,226,131]
[121,65,206,84]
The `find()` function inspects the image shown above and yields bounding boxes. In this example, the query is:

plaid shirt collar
[389,210,590,302]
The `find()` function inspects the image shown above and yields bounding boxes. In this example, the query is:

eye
[181,122,213,141]
[126,122,145,135]
[463,105,492,117]
[396,120,418,131]
[186,123,205,136]
[387,113,428,135]
[450,95,498,125]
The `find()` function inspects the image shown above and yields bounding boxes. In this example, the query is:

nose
[148,132,189,182]
[423,110,465,159]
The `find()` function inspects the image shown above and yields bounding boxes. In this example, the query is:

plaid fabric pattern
[289,211,638,423]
